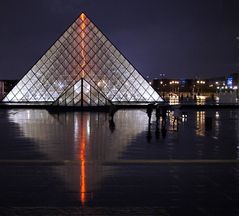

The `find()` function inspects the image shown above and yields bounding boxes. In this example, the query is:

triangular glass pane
[54,79,109,107]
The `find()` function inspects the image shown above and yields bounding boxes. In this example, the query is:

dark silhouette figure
[180,94,184,101]
[155,104,161,125]
[194,94,197,101]
[173,105,181,131]
[109,104,117,121]
[161,105,167,128]
[146,103,154,124]
[109,119,115,133]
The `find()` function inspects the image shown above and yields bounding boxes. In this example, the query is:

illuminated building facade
[3,13,163,106]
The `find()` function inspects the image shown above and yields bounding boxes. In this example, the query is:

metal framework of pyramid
[3,13,163,106]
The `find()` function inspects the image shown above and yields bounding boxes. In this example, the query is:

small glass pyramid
[53,78,111,106]
[3,13,163,105]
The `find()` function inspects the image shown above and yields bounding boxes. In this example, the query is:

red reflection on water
[79,114,86,205]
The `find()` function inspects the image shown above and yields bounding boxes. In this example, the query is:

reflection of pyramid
[3,13,163,106]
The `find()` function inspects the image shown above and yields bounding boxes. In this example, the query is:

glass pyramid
[53,78,111,106]
[3,13,163,105]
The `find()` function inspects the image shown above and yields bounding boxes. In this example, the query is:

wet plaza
[0,108,239,215]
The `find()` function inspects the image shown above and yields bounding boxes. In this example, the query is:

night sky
[0,0,239,80]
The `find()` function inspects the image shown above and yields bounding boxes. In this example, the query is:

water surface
[0,109,239,214]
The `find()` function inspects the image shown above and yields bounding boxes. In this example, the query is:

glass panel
[118,54,125,63]
[138,86,145,95]
[74,94,81,105]
[133,80,140,89]
[142,91,150,100]
[100,35,107,44]
[41,55,48,63]
[137,76,144,84]
[67,26,74,35]
[55,40,61,48]
[50,45,57,54]
[63,30,70,39]
[151,92,162,101]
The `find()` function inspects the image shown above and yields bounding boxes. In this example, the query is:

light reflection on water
[196,111,205,137]
[77,114,87,205]
[6,109,149,204]
[7,110,148,162]
[3,109,239,204]
[6,109,239,162]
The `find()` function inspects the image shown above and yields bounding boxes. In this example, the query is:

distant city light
[169,81,179,84]
[196,80,205,84]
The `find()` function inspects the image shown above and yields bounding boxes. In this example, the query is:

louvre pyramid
[3,13,163,105]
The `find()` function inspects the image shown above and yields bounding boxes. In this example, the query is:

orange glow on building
[80,13,86,78]
[79,115,86,205]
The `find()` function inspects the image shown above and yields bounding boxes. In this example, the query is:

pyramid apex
[80,12,87,20]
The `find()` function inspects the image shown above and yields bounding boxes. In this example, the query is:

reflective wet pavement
[0,109,239,215]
